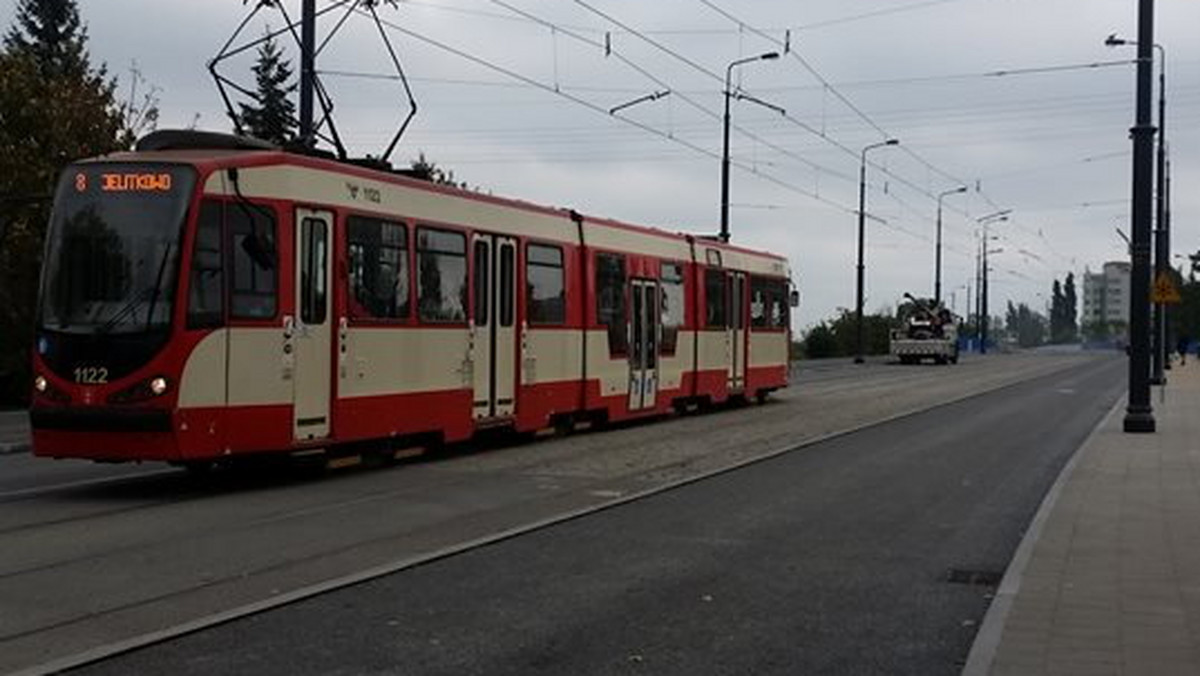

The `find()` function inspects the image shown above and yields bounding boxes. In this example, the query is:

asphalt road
[73,355,1125,676]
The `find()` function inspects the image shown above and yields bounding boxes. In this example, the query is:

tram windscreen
[39,164,196,336]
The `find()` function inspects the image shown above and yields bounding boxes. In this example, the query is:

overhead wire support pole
[1123,0,1157,433]
[1154,43,1167,380]
[299,0,317,148]
[975,210,1010,355]
[1107,35,1167,381]
[935,186,967,306]
[720,52,778,243]
[854,138,899,364]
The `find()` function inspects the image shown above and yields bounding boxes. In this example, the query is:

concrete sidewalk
[965,362,1200,675]
[0,409,30,454]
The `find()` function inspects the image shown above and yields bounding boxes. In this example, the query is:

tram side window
[299,218,327,325]
[705,269,727,328]
[499,244,515,327]
[473,240,489,326]
[595,253,627,355]
[527,243,565,325]
[187,201,224,329]
[661,262,684,354]
[348,216,409,320]
[769,279,789,329]
[417,227,467,322]
[750,276,769,329]
[229,204,277,319]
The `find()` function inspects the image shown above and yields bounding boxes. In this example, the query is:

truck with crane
[890,293,959,365]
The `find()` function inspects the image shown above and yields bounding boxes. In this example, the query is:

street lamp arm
[725,51,780,91]
[609,89,670,115]
[934,185,968,306]
[976,211,1010,225]
[861,138,899,163]
[719,51,780,244]
[734,92,786,116]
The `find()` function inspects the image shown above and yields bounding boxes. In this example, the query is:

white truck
[890,293,959,365]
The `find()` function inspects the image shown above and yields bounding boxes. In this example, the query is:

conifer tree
[0,0,128,404]
[238,31,297,145]
[4,0,89,79]
[1064,272,1078,342]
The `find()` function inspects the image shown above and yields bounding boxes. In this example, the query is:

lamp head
[1105,33,1128,47]
[885,138,900,146]
[761,52,780,60]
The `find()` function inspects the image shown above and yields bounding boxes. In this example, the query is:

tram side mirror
[241,232,276,271]
[789,289,800,308]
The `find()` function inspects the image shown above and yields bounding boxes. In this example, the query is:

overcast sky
[12,0,1199,329]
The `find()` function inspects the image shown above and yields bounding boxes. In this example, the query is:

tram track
[1,352,1104,675]
[0,468,180,503]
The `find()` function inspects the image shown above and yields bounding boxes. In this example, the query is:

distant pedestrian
[1178,336,1190,366]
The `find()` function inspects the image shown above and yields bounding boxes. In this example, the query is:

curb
[10,357,1108,676]
[960,395,1124,675]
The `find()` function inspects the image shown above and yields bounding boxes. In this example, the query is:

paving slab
[965,360,1200,675]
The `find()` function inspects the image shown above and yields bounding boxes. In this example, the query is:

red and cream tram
[30,131,794,465]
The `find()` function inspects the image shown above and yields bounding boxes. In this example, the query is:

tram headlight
[108,376,171,404]
[149,377,169,396]
[33,376,47,393]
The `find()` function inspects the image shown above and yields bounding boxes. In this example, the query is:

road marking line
[11,357,1109,676]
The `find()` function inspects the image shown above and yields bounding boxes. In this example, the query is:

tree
[1049,279,1065,343]
[0,1,129,405]
[801,322,837,359]
[237,30,297,145]
[409,152,461,187]
[1063,272,1078,343]
[1006,301,1047,348]
[117,61,160,143]
[4,0,88,80]
[1048,275,1079,344]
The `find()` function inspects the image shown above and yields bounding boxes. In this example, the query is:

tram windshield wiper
[95,243,173,335]
[228,168,276,271]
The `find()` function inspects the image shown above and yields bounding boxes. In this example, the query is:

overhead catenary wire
[342,1,1076,274]
[348,2,894,227]
[691,0,1119,278]
[403,0,966,36]
[489,0,855,183]
[571,0,974,225]
[697,0,989,207]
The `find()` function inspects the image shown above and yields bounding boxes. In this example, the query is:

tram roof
[84,130,787,265]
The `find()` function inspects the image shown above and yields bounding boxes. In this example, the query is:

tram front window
[36,163,196,382]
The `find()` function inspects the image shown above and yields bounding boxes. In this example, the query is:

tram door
[628,279,660,411]
[727,271,747,393]
[292,209,333,441]
[472,234,517,420]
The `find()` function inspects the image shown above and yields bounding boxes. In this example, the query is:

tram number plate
[73,366,109,384]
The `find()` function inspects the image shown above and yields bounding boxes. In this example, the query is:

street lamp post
[1115,1,1157,433]
[854,138,900,364]
[982,245,1004,353]
[1108,33,1167,385]
[975,210,1010,355]
[935,186,967,307]
[720,52,779,243]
